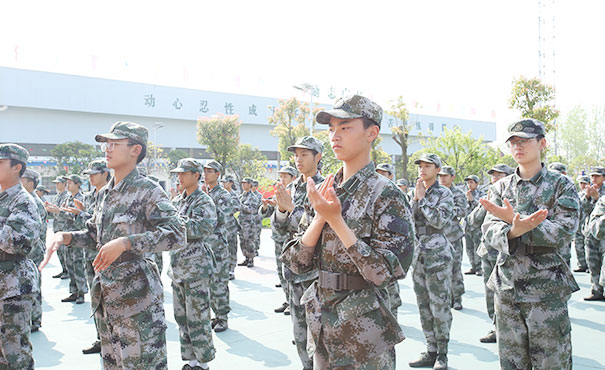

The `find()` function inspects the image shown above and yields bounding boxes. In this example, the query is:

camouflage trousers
[172,277,216,363]
[465,228,482,272]
[574,231,588,270]
[290,279,313,370]
[67,247,88,295]
[210,253,231,322]
[495,293,572,370]
[313,339,394,370]
[586,236,605,295]
[254,223,262,253]
[96,300,168,370]
[31,270,42,330]
[84,248,100,340]
[57,244,68,273]
[412,255,453,355]
[386,281,401,319]
[481,254,497,322]
[239,223,257,260]
[451,238,465,304]
[274,240,289,300]
[227,231,238,273]
[0,294,34,370]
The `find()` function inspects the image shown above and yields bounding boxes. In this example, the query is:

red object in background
[260,185,276,199]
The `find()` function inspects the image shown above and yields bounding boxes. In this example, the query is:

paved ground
[33,229,604,369]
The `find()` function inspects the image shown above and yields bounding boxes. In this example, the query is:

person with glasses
[41,121,186,369]
[480,118,580,369]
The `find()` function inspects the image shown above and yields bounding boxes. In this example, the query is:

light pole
[293,83,318,134]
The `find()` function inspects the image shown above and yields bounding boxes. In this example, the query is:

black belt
[416,225,443,236]
[0,251,24,262]
[318,270,371,291]
[114,251,143,263]
[512,240,552,256]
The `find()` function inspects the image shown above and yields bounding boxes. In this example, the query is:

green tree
[197,114,241,170]
[230,144,268,180]
[386,96,412,180]
[268,98,311,165]
[558,106,588,164]
[313,131,341,175]
[371,135,392,168]
[51,141,102,175]
[164,149,189,169]
[587,105,605,164]
[508,76,559,132]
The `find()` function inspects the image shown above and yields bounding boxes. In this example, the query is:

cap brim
[170,168,188,173]
[316,109,363,124]
[505,132,538,142]
[287,144,315,152]
[589,172,604,176]
[83,169,104,174]
[464,177,476,181]
[415,159,438,166]
[95,133,129,142]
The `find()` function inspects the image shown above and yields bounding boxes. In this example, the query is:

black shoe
[274,302,288,313]
[453,301,462,310]
[409,351,437,367]
[182,365,193,370]
[31,326,40,333]
[83,340,102,354]
[584,294,605,301]
[214,319,228,332]
[229,273,235,280]
[574,267,588,273]
[52,272,65,278]
[275,283,282,288]
[76,294,85,304]
[480,330,497,343]
[283,306,291,316]
[211,318,218,328]
[464,269,476,275]
[61,293,77,302]
[237,260,249,266]
[433,354,447,370]
[247,259,254,268]
[60,273,69,279]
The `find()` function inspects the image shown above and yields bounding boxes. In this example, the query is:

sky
[1,0,604,141]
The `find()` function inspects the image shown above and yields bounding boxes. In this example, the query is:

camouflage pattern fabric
[61,191,88,296]
[281,162,415,366]
[482,165,579,370]
[70,168,186,368]
[252,190,263,254]
[260,204,289,299]
[238,191,261,259]
[464,188,484,272]
[411,181,454,355]
[582,185,605,296]
[27,191,47,331]
[0,295,35,370]
[51,190,70,272]
[587,195,605,288]
[225,189,240,273]
[290,279,313,370]
[443,184,467,304]
[386,281,402,318]
[574,189,588,270]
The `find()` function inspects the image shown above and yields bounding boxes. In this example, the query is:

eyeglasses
[100,142,132,152]
[506,137,534,148]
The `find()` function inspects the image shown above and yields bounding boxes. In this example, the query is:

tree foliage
[197,114,241,170]
[268,98,311,165]
[508,76,559,132]
[230,144,268,180]
[164,149,189,169]
[386,96,412,180]
[51,141,102,175]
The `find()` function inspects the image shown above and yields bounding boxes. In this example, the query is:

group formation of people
[1,94,604,370]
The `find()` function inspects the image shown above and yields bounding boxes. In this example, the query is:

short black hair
[128,139,146,164]
[104,171,111,182]
[536,135,545,141]
[9,159,26,177]
[361,117,379,129]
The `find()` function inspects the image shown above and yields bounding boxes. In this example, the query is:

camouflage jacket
[207,184,231,258]
[281,162,414,364]
[253,190,263,225]
[71,168,186,319]
[0,183,41,300]
[464,188,484,232]
[27,191,47,265]
[411,181,454,270]
[170,188,216,281]
[482,165,580,302]
[60,191,83,232]
[580,186,605,236]
[225,189,240,233]
[239,191,261,226]
[52,190,70,231]
[260,204,287,243]
[468,185,498,259]
[443,185,466,242]
[75,189,97,230]
[587,195,605,240]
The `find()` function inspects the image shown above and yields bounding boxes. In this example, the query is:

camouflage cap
[278,165,298,177]
[376,163,395,174]
[221,174,237,183]
[52,175,68,183]
[396,178,409,187]
[438,166,456,176]
[316,95,383,128]
[464,175,480,183]
[414,153,442,168]
[251,180,259,186]
[170,158,201,173]
[22,169,41,182]
[0,143,29,164]
[203,160,224,173]
[577,175,590,184]
[36,184,50,193]
[487,163,514,175]
[241,177,253,183]
[95,121,149,144]
[506,118,546,142]
[287,136,324,154]
[548,162,567,174]
[66,174,83,185]
[589,166,605,176]
[83,159,109,174]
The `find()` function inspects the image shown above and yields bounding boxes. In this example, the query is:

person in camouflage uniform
[467,163,513,344]
[45,175,70,279]
[145,175,165,274]
[221,174,240,279]
[0,144,41,370]
[20,169,47,333]
[251,180,263,256]
[396,178,411,203]
[259,165,297,314]
[170,158,217,370]
[548,162,573,266]
[59,174,88,304]
[275,136,325,369]
[35,184,50,200]
[238,178,261,267]
[282,95,415,370]
[376,163,405,318]
[463,174,484,275]
[202,160,233,333]
[481,119,579,369]
[438,166,467,311]
[409,154,454,370]
[42,121,186,370]
[587,190,605,289]
[582,166,605,301]
[573,175,591,272]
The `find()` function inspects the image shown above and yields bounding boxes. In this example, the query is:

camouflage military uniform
[281,162,415,368]
[51,182,70,274]
[222,176,240,274]
[171,187,217,364]
[587,195,605,287]
[581,172,605,298]
[260,202,290,299]
[412,179,454,357]
[70,165,186,369]
[574,178,590,271]
[464,186,484,273]
[238,186,261,261]
[252,185,263,255]
[482,165,579,369]
[61,188,89,298]
[0,144,41,370]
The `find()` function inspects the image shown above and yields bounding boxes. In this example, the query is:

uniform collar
[108,168,140,192]
[335,162,375,195]
[0,182,23,198]
[513,163,546,186]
